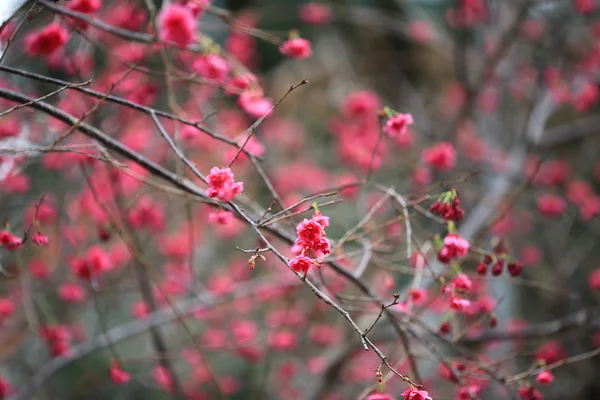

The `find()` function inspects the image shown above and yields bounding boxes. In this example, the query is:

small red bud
[491,261,503,276]
[507,261,523,277]
[476,263,487,276]
[440,321,451,334]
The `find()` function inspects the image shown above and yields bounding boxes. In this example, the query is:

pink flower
[575,0,595,14]
[0,23,16,42]
[3,171,30,194]
[158,4,197,46]
[449,296,471,311]
[536,370,554,385]
[0,117,20,139]
[0,376,13,398]
[401,387,432,400]
[40,325,71,343]
[192,53,230,82]
[412,167,432,187]
[152,366,173,392]
[206,167,244,202]
[580,196,600,221]
[384,113,414,137]
[311,210,330,227]
[208,210,234,225]
[268,330,298,350]
[394,127,415,149]
[58,282,86,303]
[184,0,210,18]
[0,297,15,318]
[507,261,523,277]
[422,142,456,171]
[451,273,472,292]
[110,361,131,384]
[299,3,332,25]
[536,194,566,218]
[456,386,481,400]
[24,23,69,56]
[341,91,380,118]
[535,340,567,364]
[589,269,600,291]
[446,0,488,27]
[231,319,258,344]
[521,245,542,266]
[406,288,426,305]
[289,255,313,274]
[279,38,312,59]
[224,74,256,96]
[407,21,433,42]
[573,81,598,111]
[67,0,102,13]
[238,91,274,118]
[295,218,331,255]
[32,231,49,247]
[0,230,22,250]
[131,301,150,319]
[438,233,470,263]
[87,245,112,274]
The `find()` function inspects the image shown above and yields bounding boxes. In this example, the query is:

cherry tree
[0,1,599,400]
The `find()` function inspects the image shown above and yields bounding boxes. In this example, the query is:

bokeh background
[0,0,600,399]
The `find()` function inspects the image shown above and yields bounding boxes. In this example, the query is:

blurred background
[0,0,600,399]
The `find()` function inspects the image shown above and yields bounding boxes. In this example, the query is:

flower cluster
[40,325,73,357]
[24,23,69,57]
[401,387,433,400]
[70,246,112,281]
[422,142,456,171]
[207,167,244,202]
[476,254,523,277]
[294,212,331,256]
[383,113,414,137]
[298,3,332,25]
[536,193,566,218]
[289,210,330,275]
[288,255,313,275]
[110,361,131,385]
[32,231,49,246]
[192,53,231,83]
[158,3,198,46]
[279,38,312,59]
[430,191,465,221]
[0,230,22,250]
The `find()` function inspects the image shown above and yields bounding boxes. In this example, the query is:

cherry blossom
[206,167,244,202]
[158,4,197,46]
